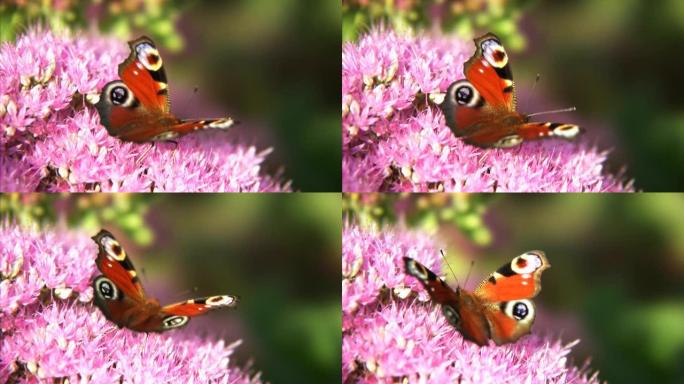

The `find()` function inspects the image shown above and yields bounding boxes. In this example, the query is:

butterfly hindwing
[474,251,549,345]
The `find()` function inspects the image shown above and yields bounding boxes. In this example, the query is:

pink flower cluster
[341,224,601,383]
[342,28,633,192]
[0,28,290,192]
[0,223,260,383]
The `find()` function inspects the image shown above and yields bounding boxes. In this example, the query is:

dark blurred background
[2,193,341,383]
[1,0,341,191]
[345,193,684,383]
[143,194,341,383]
[174,1,340,191]
[343,0,684,191]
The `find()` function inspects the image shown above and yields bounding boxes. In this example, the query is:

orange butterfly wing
[474,251,550,345]
[118,36,170,113]
[464,33,516,110]
[92,229,146,302]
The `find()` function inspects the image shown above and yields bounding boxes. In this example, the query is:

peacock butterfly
[94,36,235,142]
[91,229,238,332]
[441,33,581,148]
[403,251,550,346]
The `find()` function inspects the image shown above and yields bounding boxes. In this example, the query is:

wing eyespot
[511,253,544,274]
[135,42,163,72]
[94,276,120,301]
[442,305,461,327]
[205,295,237,307]
[446,80,482,108]
[162,315,189,329]
[501,299,535,323]
[102,81,136,109]
[480,38,508,68]
[101,236,127,261]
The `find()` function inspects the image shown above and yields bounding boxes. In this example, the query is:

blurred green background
[343,0,684,191]
[1,193,342,383]
[344,193,684,383]
[1,0,341,191]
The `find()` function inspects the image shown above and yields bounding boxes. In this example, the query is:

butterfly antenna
[527,106,577,117]
[440,249,460,287]
[522,73,541,110]
[463,260,475,289]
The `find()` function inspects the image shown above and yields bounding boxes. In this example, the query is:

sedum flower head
[0,28,290,192]
[342,224,442,318]
[342,28,633,192]
[0,223,261,383]
[341,223,601,383]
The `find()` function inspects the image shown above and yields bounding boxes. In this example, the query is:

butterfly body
[92,229,238,332]
[95,36,234,142]
[441,33,580,148]
[403,251,550,346]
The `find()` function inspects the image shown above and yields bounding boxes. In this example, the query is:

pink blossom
[342,224,442,318]
[0,28,290,192]
[342,28,633,192]
[0,223,260,383]
[342,224,601,383]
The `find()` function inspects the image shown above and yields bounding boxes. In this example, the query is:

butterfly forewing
[92,229,146,301]
[473,251,549,303]
[119,36,170,114]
